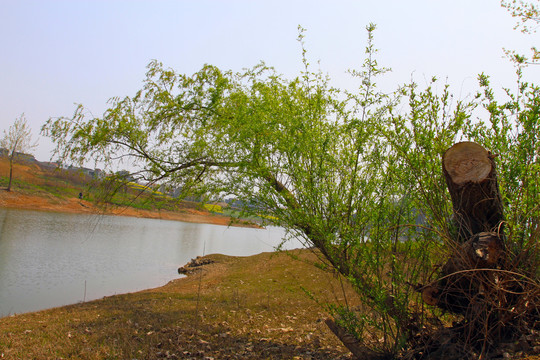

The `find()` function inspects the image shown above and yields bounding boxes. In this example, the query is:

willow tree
[43,26,439,356]
[43,25,538,358]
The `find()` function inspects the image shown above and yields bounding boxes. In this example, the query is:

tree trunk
[423,142,506,314]
[442,141,504,242]
[7,152,14,192]
[325,319,387,360]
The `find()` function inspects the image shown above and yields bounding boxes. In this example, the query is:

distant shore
[0,189,258,228]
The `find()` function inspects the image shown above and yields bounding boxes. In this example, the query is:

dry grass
[0,250,359,359]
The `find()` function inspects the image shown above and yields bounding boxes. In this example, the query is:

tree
[42,26,538,358]
[41,29,456,357]
[1,114,38,191]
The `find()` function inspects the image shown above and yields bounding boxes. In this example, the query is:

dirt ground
[0,189,240,226]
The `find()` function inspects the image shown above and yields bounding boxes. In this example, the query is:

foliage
[203,203,223,213]
[1,113,38,191]
[501,0,540,65]
[472,0,539,279]
[502,0,540,33]
[468,72,540,273]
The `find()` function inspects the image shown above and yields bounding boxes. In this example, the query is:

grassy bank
[0,250,356,359]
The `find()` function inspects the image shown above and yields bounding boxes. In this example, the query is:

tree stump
[424,142,506,314]
[442,141,504,242]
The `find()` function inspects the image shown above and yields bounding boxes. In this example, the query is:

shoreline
[0,190,271,319]
[0,189,258,228]
[0,250,353,359]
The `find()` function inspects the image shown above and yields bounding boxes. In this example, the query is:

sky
[1,0,539,162]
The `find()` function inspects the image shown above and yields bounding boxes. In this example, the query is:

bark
[325,319,387,360]
[442,141,504,242]
[7,151,14,192]
[424,231,505,314]
[423,142,506,314]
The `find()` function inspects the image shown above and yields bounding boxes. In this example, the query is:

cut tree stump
[442,141,504,242]
[423,142,506,314]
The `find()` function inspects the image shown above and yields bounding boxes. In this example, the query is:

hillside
[0,155,252,227]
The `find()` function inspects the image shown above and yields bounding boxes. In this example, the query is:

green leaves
[471,74,540,255]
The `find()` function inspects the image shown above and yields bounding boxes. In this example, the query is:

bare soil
[0,188,243,227]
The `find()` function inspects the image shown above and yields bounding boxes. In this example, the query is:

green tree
[42,25,538,358]
[1,114,38,192]
[43,26,441,356]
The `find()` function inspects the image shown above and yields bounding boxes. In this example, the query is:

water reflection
[0,208,301,317]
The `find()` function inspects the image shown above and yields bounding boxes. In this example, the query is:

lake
[0,208,303,317]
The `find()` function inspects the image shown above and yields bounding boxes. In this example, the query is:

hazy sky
[1,0,539,161]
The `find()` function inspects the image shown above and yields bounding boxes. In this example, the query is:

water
[0,208,302,317]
